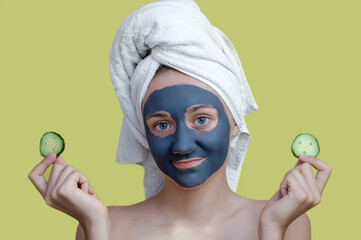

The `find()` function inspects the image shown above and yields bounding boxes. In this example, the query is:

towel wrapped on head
[109,0,258,199]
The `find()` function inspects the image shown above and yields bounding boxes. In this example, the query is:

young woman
[28,1,332,239]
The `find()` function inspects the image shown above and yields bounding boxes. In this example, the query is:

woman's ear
[231,122,238,137]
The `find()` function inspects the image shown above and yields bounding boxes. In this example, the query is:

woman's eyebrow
[146,112,169,120]
[187,104,215,113]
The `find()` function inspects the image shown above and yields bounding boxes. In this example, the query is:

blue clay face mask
[143,84,231,188]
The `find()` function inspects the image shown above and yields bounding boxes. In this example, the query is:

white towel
[109,0,258,199]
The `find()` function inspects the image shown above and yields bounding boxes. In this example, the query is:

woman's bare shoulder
[108,202,143,217]
[235,195,268,214]
[108,199,151,217]
[235,196,310,240]
[107,201,149,238]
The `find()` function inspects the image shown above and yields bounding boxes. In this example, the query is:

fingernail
[299,154,308,160]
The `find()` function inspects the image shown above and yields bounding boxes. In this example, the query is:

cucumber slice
[291,133,320,158]
[40,131,65,157]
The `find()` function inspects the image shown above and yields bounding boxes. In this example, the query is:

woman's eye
[156,122,170,130]
[195,117,209,125]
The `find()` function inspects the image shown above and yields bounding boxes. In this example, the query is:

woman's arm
[28,153,110,240]
[258,155,332,240]
[284,213,311,240]
[75,224,84,240]
[259,213,311,240]
[76,214,110,240]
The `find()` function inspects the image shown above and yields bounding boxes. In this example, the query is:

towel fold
[109,0,258,199]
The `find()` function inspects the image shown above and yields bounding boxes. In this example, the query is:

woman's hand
[259,155,332,238]
[28,152,108,227]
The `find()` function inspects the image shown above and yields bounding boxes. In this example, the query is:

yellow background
[1,0,360,239]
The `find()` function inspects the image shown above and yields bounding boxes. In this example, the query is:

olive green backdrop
[1,0,359,239]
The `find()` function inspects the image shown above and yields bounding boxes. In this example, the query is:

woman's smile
[172,157,207,169]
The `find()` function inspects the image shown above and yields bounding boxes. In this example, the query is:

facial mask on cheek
[143,85,230,188]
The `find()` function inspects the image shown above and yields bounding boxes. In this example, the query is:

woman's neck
[151,163,242,225]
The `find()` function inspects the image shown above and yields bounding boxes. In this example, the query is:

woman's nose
[172,125,196,155]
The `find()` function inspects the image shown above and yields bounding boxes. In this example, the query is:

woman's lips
[172,157,206,169]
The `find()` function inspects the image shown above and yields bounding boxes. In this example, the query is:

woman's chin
[163,167,224,191]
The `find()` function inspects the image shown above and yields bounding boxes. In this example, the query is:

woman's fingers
[290,158,325,205]
[299,155,332,194]
[290,169,310,197]
[298,163,321,203]
[46,156,69,196]
[280,174,301,201]
[47,163,67,193]
[28,152,57,198]
[53,165,92,194]
[279,161,302,197]
[54,155,68,165]
[281,169,308,201]
[280,163,323,206]
[61,170,89,194]
[53,165,77,193]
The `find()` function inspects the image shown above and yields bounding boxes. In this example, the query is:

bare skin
[30,67,331,240]
[101,199,310,240]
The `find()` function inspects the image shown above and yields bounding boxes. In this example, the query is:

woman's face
[142,68,238,188]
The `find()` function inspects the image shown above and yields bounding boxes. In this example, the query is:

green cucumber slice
[40,131,65,157]
[291,133,320,158]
